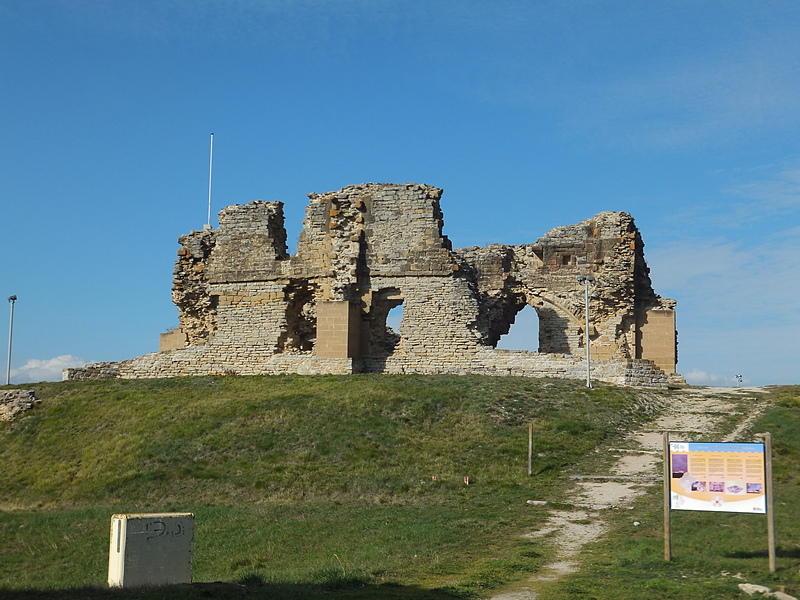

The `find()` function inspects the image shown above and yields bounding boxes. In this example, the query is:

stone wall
[63,362,121,381]
[65,183,680,388]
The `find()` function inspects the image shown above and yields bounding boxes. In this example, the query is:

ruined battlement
[65,183,679,387]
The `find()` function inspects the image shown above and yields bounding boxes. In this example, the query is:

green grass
[539,385,800,600]
[0,375,656,509]
[0,374,664,599]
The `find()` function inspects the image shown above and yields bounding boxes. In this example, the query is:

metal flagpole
[207,133,214,228]
[6,295,17,385]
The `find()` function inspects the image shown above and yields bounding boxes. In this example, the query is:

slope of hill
[0,376,797,599]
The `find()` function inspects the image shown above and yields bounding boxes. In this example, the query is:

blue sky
[2,0,799,386]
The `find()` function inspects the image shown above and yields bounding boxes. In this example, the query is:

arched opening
[387,303,403,333]
[496,304,540,352]
[386,303,403,353]
[365,288,403,356]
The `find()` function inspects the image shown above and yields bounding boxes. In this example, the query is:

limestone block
[159,330,187,352]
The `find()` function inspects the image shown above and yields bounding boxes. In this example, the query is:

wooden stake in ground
[663,431,671,562]
[528,422,533,477]
[766,432,776,573]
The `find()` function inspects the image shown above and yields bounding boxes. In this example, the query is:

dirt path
[490,386,766,600]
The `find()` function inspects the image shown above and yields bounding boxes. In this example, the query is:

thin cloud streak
[648,234,800,321]
[564,48,800,149]
[725,161,800,215]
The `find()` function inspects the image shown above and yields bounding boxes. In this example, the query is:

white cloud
[11,355,86,384]
[682,369,745,387]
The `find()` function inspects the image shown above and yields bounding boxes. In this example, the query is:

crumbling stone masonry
[64,183,680,387]
[1,390,39,421]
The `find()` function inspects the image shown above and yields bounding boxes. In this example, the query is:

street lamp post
[577,277,594,388]
[6,295,17,385]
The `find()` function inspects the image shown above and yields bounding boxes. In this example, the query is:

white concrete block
[108,513,194,588]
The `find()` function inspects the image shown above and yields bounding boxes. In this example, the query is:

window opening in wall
[277,282,316,352]
[385,303,403,353]
[496,304,540,352]
[366,289,403,356]
[386,304,403,332]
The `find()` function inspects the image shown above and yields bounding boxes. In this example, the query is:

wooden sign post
[528,422,533,477]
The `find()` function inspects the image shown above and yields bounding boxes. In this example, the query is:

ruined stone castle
[65,183,679,387]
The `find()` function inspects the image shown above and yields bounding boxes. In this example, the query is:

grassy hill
[0,376,797,599]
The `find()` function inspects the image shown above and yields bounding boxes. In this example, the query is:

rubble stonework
[0,390,39,421]
[64,183,680,387]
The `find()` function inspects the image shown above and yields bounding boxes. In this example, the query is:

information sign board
[668,442,766,514]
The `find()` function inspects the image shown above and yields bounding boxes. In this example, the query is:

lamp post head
[8,296,16,303]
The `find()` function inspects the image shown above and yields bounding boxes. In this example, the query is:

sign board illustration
[663,434,776,572]
[668,442,766,514]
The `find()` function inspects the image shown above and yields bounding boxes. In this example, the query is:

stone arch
[496,304,541,351]
[385,303,403,352]
[523,293,584,355]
